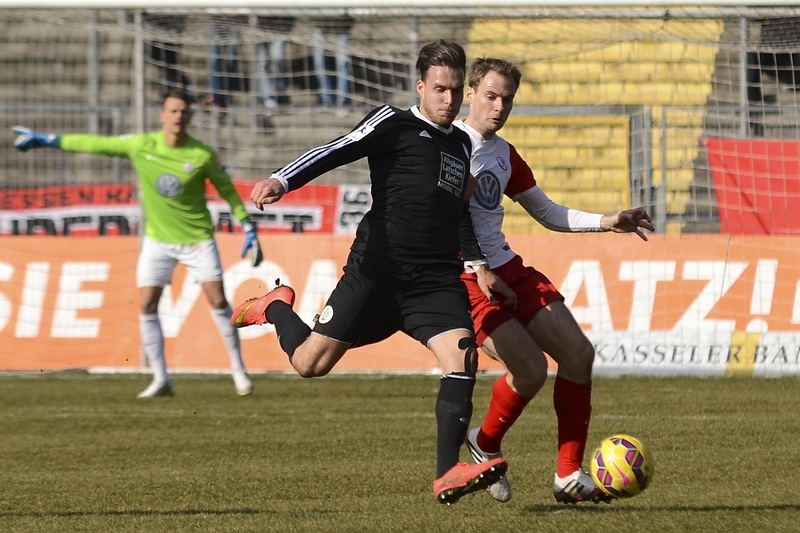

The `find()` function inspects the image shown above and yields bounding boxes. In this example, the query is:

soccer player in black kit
[232,40,517,504]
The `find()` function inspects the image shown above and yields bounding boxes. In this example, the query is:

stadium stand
[469,18,722,235]
[4,9,800,235]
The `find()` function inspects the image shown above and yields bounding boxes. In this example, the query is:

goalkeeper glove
[240,221,263,268]
[12,126,61,152]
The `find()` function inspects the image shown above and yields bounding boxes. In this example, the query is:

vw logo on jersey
[156,173,183,198]
[473,170,502,209]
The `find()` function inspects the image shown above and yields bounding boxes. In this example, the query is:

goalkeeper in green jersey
[13,89,263,399]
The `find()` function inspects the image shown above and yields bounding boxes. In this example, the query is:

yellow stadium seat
[468,17,723,233]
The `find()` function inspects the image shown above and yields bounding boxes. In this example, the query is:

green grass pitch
[1,372,799,532]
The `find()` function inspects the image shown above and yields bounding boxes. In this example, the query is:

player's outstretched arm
[518,186,654,240]
[474,265,517,310]
[204,157,264,268]
[600,207,655,241]
[251,176,287,211]
[12,126,60,152]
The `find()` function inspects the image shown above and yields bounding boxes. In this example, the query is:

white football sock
[213,305,245,372]
[139,313,169,383]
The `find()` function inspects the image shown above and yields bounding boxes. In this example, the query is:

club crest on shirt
[318,305,334,324]
[156,173,183,198]
[183,162,194,173]
[345,124,375,142]
[497,156,508,171]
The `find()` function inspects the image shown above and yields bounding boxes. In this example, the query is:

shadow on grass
[526,503,800,513]
[0,508,279,518]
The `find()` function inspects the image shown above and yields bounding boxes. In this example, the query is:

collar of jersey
[454,120,496,150]
[410,105,454,134]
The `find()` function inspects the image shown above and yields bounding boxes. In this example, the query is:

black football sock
[266,301,311,358]
[435,373,475,478]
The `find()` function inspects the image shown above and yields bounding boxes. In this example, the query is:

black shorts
[312,252,474,347]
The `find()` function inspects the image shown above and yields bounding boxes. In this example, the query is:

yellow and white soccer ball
[590,434,654,498]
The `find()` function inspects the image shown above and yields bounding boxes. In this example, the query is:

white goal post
[6,1,800,7]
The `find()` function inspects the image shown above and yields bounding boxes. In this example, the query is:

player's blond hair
[468,58,522,90]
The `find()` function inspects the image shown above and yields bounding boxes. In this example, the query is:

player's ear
[416,78,425,98]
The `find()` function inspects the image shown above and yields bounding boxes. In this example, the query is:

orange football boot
[231,285,296,327]
[433,458,508,505]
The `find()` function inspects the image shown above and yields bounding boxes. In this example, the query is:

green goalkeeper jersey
[60,131,249,244]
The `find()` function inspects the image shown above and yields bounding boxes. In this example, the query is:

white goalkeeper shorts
[136,236,224,288]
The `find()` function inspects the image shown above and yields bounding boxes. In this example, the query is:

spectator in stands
[143,12,194,97]
[203,15,247,109]
[230,40,517,505]
[256,16,296,110]
[311,16,354,106]
[204,14,296,114]
[11,90,263,399]
[453,57,653,504]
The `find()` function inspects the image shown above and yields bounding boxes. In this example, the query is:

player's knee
[291,350,333,378]
[512,365,547,397]
[295,366,327,378]
[293,360,326,378]
[563,337,595,379]
[141,301,159,315]
[207,295,228,309]
[548,336,595,383]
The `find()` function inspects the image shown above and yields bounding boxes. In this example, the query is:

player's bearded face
[417,66,465,128]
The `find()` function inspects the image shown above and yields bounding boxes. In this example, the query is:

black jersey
[275,105,484,265]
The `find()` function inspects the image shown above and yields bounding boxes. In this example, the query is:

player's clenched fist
[250,176,287,210]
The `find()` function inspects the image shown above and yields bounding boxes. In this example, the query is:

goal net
[3,5,800,232]
[3,3,800,375]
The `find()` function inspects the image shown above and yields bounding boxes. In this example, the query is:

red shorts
[461,254,564,346]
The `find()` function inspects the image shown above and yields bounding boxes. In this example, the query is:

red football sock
[476,374,531,454]
[553,375,592,478]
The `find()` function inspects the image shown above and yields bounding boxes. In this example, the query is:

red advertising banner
[0,182,370,237]
[0,183,138,210]
[705,138,800,235]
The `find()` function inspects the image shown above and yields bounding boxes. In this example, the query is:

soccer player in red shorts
[454,58,654,503]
